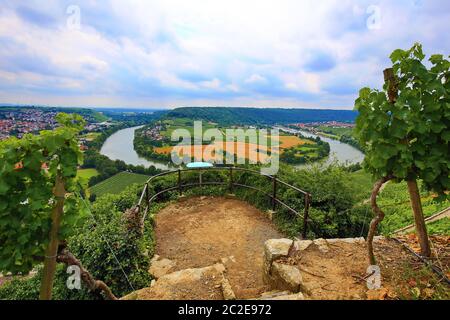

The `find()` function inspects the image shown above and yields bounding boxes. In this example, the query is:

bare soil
[151,196,449,300]
[154,196,283,299]
[279,236,449,300]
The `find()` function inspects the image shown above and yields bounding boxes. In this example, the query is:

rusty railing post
[229,167,234,194]
[272,175,277,211]
[302,193,311,239]
[178,169,182,196]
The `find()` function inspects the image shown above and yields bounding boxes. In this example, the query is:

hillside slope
[165,107,357,126]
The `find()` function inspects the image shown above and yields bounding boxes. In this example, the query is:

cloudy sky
[0,0,448,109]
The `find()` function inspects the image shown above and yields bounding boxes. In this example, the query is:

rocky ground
[123,196,449,300]
[152,196,283,299]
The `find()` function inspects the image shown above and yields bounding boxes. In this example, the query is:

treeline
[99,109,166,124]
[82,150,160,187]
[280,136,330,164]
[166,107,357,126]
[339,134,365,152]
[133,128,172,162]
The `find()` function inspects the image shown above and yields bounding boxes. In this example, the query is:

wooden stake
[407,179,431,257]
[39,174,65,300]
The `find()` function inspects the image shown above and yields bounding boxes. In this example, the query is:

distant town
[291,121,355,131]
[0,107,113,141]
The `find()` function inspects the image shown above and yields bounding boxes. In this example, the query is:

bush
[0,184,154,300]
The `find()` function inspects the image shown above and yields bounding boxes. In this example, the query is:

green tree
[0,113,88,298]
[354,43,449,263]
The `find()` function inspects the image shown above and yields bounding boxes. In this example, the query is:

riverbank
[99,124,365,169]
[100,126,171,170]
[276,126,365,166]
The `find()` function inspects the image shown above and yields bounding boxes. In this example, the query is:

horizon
[0,1,449,109]
[0,103,356,111]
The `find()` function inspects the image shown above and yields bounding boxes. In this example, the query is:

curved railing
[137,167,312,238]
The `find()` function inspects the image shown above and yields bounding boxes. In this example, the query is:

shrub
[0,184,154,300]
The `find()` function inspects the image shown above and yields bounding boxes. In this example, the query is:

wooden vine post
[39,174,66,300]
[384,68,431,257]
[407,179,431,256]
[366,68,431,264]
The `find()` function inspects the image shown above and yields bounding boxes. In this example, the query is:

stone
[269,262,303,293]
[149,258,176,279]
[150,254,160,263]
[139,264,226,300]
[373,235,386,242]
[221,277,236,300]
[264,239,293,265]
[264,292,304,300]
[263,238,294,284]
[260,290,291,298]
[256,290,305,300]
[313,238,329,253]
[214,263,226,273]
[294,239,313,251]
[326,237,365,244]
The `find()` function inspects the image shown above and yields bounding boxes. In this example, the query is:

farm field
[89,171,150,197]
[80,132,101,141]
[152,120,314,162]
[315,126,354,138]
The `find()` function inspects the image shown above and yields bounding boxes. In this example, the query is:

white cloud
[0,0,448,108]
[245,74,267,84]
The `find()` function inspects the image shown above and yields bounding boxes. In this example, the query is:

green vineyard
[89,171,150,197]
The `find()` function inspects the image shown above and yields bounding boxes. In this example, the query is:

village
[0,107,113,141]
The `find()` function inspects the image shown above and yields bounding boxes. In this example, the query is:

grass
[76,169,99,190]
[80,132,101,141]
[349,170,450,235]
[316,126,354,138]
[89,171,150,197]
[424,217,450,236]
[350,170,374,202]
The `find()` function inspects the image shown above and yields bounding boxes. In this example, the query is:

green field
[427,218,450,235]
[349,170,450,235]
[160,118,218,138]
[89,171,150,197]
[316,126,354,138]
[76,168,99,189]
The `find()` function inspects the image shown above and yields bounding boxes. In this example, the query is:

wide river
[100,126,171,170]
[275,126,365,166]
[100,125,365,170]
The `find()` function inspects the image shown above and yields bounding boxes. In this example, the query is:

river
[100,126,171,170]
[275,126,365,166]
[100,125,365,170]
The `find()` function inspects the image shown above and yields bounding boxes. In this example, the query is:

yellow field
[153,134,309,162]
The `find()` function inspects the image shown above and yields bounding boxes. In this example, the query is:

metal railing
[137,167,312,238]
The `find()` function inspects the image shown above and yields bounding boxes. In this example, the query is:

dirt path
[154,196,283,299]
